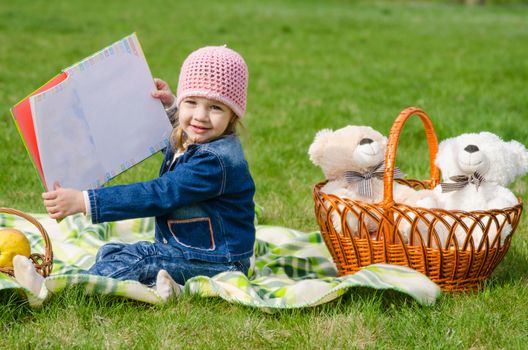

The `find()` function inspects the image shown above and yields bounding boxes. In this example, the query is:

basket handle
[382,107,441,208]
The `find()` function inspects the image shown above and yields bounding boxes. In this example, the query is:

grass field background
[1,0,527,348]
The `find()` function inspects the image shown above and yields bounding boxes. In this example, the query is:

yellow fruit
[0,229,31,268]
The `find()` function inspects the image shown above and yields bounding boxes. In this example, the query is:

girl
[13,46,256,301]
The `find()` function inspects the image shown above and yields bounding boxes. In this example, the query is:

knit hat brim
[176,90,243,119]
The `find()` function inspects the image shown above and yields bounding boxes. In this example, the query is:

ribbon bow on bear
[440,171,485,193]
[344,161,405,198]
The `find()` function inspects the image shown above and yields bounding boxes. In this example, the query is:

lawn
[1,0,527,348]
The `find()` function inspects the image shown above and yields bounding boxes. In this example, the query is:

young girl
[13,46,256,301]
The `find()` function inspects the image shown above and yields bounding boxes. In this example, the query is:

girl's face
[178,97,235,144]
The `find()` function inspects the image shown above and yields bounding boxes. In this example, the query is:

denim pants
[87,241,250,286]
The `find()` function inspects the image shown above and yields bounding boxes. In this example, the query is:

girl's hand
[152,78,175,108]
[42,183,85,220]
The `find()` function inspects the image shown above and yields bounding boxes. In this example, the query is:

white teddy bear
[309,125,429,237]
[415,132,528,248]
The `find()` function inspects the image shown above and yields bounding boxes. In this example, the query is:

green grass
[1,0,528,348]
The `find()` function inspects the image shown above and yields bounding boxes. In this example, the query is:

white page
[31,77,107,190]
[30,34,172,191]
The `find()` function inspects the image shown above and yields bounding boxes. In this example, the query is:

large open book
[11,33,172,191]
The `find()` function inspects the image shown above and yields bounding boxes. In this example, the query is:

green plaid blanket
[0,213,441,310]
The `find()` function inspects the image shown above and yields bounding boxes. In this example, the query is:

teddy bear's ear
[308,128,333,166]
[507,139,528,178]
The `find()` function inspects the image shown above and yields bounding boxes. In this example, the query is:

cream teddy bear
[414,132,528,248]
[309,125,429,237]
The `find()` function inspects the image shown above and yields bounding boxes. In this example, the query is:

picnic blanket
[0,212,441,310]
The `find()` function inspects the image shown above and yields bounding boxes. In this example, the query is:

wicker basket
[313,107,523,291]
[0,207,53,277]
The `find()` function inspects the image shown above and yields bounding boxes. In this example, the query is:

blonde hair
[169,111,241,153]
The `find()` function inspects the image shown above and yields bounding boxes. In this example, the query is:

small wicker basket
[0,207,53,277]
[313,107,523,291]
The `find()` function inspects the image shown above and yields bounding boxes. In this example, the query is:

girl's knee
[96,241,156,262]
[95,242,129,261]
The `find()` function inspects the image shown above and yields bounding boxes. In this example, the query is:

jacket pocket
[168,218,215,251]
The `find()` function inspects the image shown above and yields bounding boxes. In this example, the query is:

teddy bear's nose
[359,138,374,145]
[464,145,479,153]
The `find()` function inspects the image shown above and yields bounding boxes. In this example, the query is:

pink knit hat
[176,46,249,118]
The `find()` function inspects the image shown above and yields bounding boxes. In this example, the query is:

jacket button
[165,161,170,166]
[163,238,168,244]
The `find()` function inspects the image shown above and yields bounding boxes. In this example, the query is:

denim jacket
[87,135,256,263]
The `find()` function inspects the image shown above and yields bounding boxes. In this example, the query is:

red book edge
[10,72,69,192]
